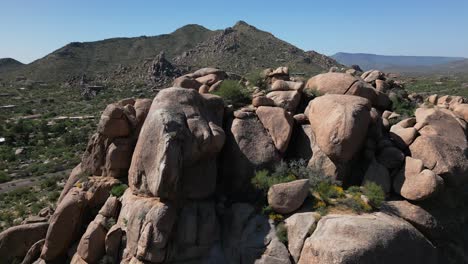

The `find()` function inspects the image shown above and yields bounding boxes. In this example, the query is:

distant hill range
[0,58,24,74]
[0,21,339,85]
[332,52,468,74]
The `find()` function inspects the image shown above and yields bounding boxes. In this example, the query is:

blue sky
[1,0,467,63]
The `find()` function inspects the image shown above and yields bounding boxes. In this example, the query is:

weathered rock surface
[256,106,293,153]
[0,223,48,264]
[381,200,438,238]
[129,88,225,199]
[285,212,318,263]
[41,189,87,261]
[393,157,444,201]
[266,90,301,113]
[220,114,280,198]
[118,190,176,263]
[410,108,468,186]
[298,213,437,264]
[268,179,309,214]
[306,94,371,162]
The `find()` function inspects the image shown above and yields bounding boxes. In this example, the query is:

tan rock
[285,212,318,262]
[198,84,210,94]
[129,88,225,199]
[266,90,301,113]
[427,94,438,105]
[41,189,87,261]
[97,104,130,138]
[293,113,308,124]
[452,103,468,122]
[298,213,437,264]
[0,223,48,264]
[375,79,389,92]
[105,225,122,263]
[76,216,107,263]
[381,200,438,239]
[208,80,223,92]
[389,125,418,149]
[393,157,444,201]
[305,73,379,105]
[267,179,309,214]
[306,94,371,162]
[271,80,304,91]
[118,190,176,263]
[252,96,275,107]
[256,106,293,153]
[361,70,385,83]
[173,76,202,89]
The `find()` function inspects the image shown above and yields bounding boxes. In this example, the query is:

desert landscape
[0,2,468,264]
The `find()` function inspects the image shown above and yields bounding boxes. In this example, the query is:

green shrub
[0,172,11,183]
[276,222,288,245]
[251,169,296,192]
[110,184,128,198]
[363,182,385,208]
[212,80,250,107]
[339,195,372,213]
[245,70,267,90]
[315,182,345,203]
[391,97,416,117]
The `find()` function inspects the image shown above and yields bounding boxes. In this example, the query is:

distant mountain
[332,52,466,72]
[0,21,340,84]
[0,58,24,74]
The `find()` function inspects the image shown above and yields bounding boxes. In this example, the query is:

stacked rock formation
[1,66,467,264]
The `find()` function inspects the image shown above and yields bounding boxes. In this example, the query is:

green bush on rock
[212,80,251,107]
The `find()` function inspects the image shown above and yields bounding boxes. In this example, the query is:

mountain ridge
[0,21,340,84]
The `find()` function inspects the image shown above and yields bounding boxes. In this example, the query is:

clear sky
[1,0,467,63]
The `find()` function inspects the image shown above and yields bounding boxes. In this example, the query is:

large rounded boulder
[306,94,371,162]
[298,213,437,264]
[128,88,225,200]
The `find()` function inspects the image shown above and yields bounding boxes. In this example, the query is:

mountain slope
[2,24,218,82]
[332,52,465,71]
[0,21,340,84]
[173,21,339,75]
[0,58,24,74]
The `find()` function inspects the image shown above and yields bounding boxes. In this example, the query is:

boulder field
[1,67,468,264]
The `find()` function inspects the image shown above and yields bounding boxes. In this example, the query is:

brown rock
[381,200,438,239]
[393,157,444,201]
[389,125,418,149]
[411,108,468,186]
[198,84,210,94]
[298,213,436,264]
[103,138,134,178]
[196,73,219,86]
[97,104,130,138]
[105,225,122,263]
[271,80,304,91]
[306,94,371,162]
[266,90,301,113]
[452,103,468,122]
[285,212,318,263]
[21,239,45,264]
[41,189,87,260]
[256,106,293,153]
[118,190,176,263]
[375,79,389,92]
[267,179,309,214]
[293,113,308,124]
[252,96,275,107]
[76,216,107,263]
[361,70,385,83]
[305,72,381,106]
[209,80,223,92]
[129,88,225,199]
[173,76,202,89]
[0,223,48,263]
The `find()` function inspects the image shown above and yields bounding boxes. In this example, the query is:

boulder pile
[1,66,467,264]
